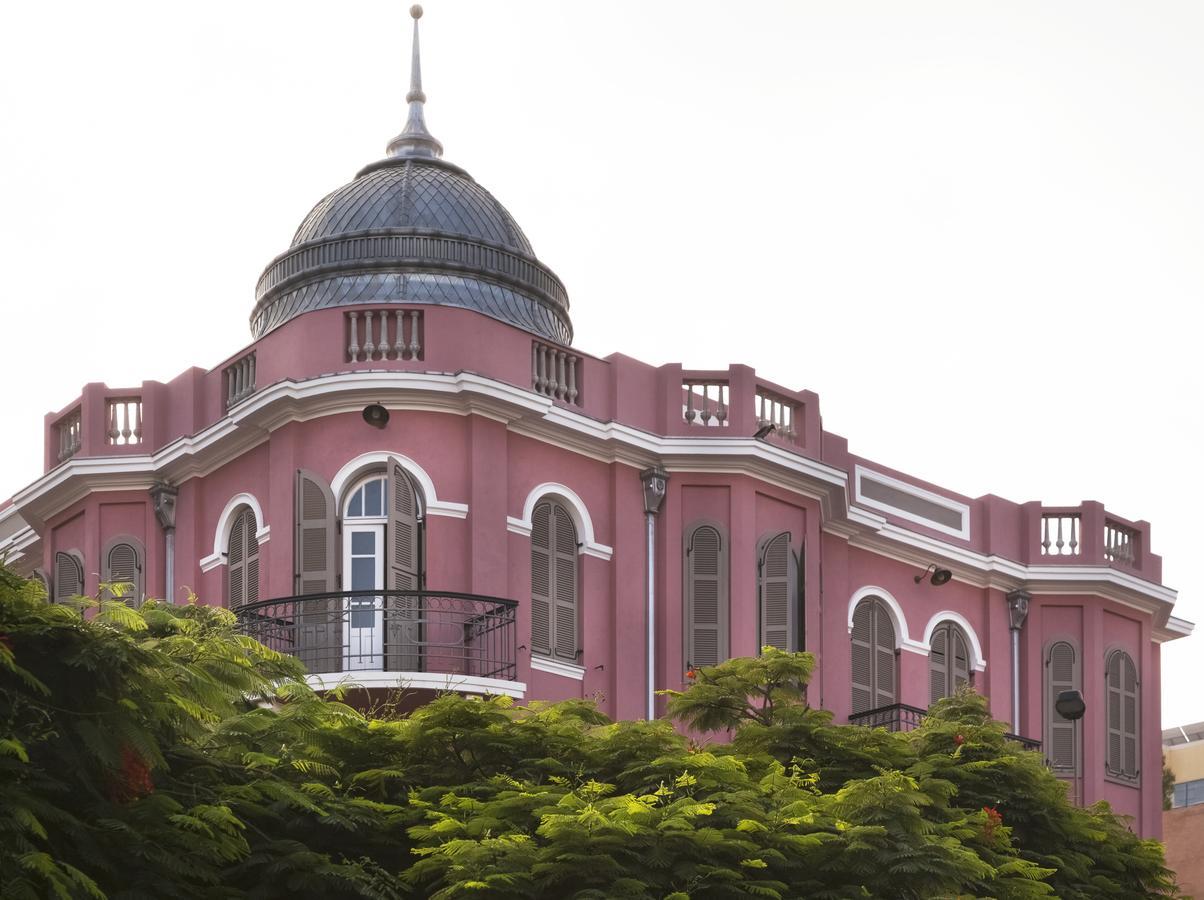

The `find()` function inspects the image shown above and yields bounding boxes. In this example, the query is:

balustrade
[346,309,424,362]
[531,341,581,405]
[56,409,82,461]
[1104,519,1138,567]
[683,379,729,427]
[755,388,798,442]
[1040,512,1080,557]
[105,397,143,446]
[223,351,257,410]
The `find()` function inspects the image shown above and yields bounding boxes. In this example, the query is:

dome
[250,8,571,344]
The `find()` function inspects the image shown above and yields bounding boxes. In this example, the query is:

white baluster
[567,356,578,404]
[347,312,359,361]
[409,311,421,359]
[363,311,376,359]
[394,311,406,359]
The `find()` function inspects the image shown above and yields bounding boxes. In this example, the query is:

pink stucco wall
[24,304,1181,838]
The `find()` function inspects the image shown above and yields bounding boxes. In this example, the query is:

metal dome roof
[249,7,571,344]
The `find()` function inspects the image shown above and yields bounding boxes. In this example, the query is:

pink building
[0,8,1190,839]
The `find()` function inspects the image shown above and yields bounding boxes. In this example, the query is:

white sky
[1,1,1201,726]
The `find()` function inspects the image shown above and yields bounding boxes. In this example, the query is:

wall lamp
[914,563,953,586]
[362,403,390,429]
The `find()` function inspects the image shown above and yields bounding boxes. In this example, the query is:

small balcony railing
[849,702,1041,752]
[235,590,517,683]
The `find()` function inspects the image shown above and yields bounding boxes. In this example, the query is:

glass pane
[348,488,363,518]
[350,596,376,629]
[1173,783,1187,808]
[351,557,376,592]
[1186,780,1204,807]
[364,478,383,517]
[351,531,375,555]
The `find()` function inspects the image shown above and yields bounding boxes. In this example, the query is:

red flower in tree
[685,668,697,681]
[982,805,1003,840]
[954,733,965,746]
[108,745,154,803]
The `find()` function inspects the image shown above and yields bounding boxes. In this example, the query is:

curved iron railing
[236,590,517,683]
[849,702,1042,753]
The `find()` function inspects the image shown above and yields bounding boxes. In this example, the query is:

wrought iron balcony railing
[235,590,517,683]
[849,702,1042,753]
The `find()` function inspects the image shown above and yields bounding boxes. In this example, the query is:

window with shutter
[530,501,579,663]
[225,505,260,611]
[929,621,973,705]
[1105,649,1139,782]
[102,537,144,604]
[757,532,796,652]
[1045,641,1079,774]
[296,470,339,673]
[850,597,896,715]
[684,523,729,669]
[54,551,84,602]
[386,459,423,671]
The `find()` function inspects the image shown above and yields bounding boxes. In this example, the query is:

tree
[0,569,1182,898]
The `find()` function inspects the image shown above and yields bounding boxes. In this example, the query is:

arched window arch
[928,620,971,704]
[684,522,729,669]
[757,532,799,652]
[531,500,578,662]
[53,550,84,602]
[1045,640,1080,775]
[851,596,896,714]
[1105,649,1140,782]
[102,536,145,604]
[226,505,260,611]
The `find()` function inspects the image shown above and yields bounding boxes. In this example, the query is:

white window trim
[920,610,987,672]
[846,585,928,655]
[854,466,971,541]
[530,655,587,681]
[330,451,467,519]
[506,482,613,560]
[200,493,270,572]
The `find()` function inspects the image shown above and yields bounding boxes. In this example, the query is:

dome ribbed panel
[251,272,570,345]
[291,162,532,254]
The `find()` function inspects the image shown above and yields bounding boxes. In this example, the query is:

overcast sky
[1,1,1201,726]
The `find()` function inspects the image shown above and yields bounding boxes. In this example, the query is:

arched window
[684,523,728,668]
[851,597,896,714]
[757,532,799,652]
[531,500,578,662]
[226,505,260,610]
[1105,649,1140,782]
[928,620,971,704]
[54,551,84,602]
[102,537,144,604]
[1045,640,1080,775]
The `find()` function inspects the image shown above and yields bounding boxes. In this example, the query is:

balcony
[235,590,520,696]
[849,702,1042,753]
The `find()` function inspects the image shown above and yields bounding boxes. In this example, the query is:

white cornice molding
[508,482,613,561]
[529,656,587,681]
[0,524,39,564]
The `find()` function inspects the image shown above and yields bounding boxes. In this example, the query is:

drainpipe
[150,483,179,603]
[640,467,669,721]
[1006,589,1031,735]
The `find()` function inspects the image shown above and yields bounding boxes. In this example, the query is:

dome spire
[387,5,444,159]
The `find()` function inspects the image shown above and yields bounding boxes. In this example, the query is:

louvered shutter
[1045,641,1078,773]
[54,551,84,602]
[850,600,874,714]
[295,470,338,674]
[551,504,579,661]
[872,601,897,708]
[226,507,259,610]
[929,625,949,706]
[951,627,970,691]
[530,502,553,658]
[1106,651,1139,780]
[104,541,143,604]
[758,532,793,652]
[685,525,727,668]
[386,459,422,670]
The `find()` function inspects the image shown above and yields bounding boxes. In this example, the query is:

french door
[343,524,384,670]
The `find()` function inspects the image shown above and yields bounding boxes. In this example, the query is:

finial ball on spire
[410,5,423,19]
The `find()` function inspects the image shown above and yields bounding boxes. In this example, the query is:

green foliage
[0,573,1181,898]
